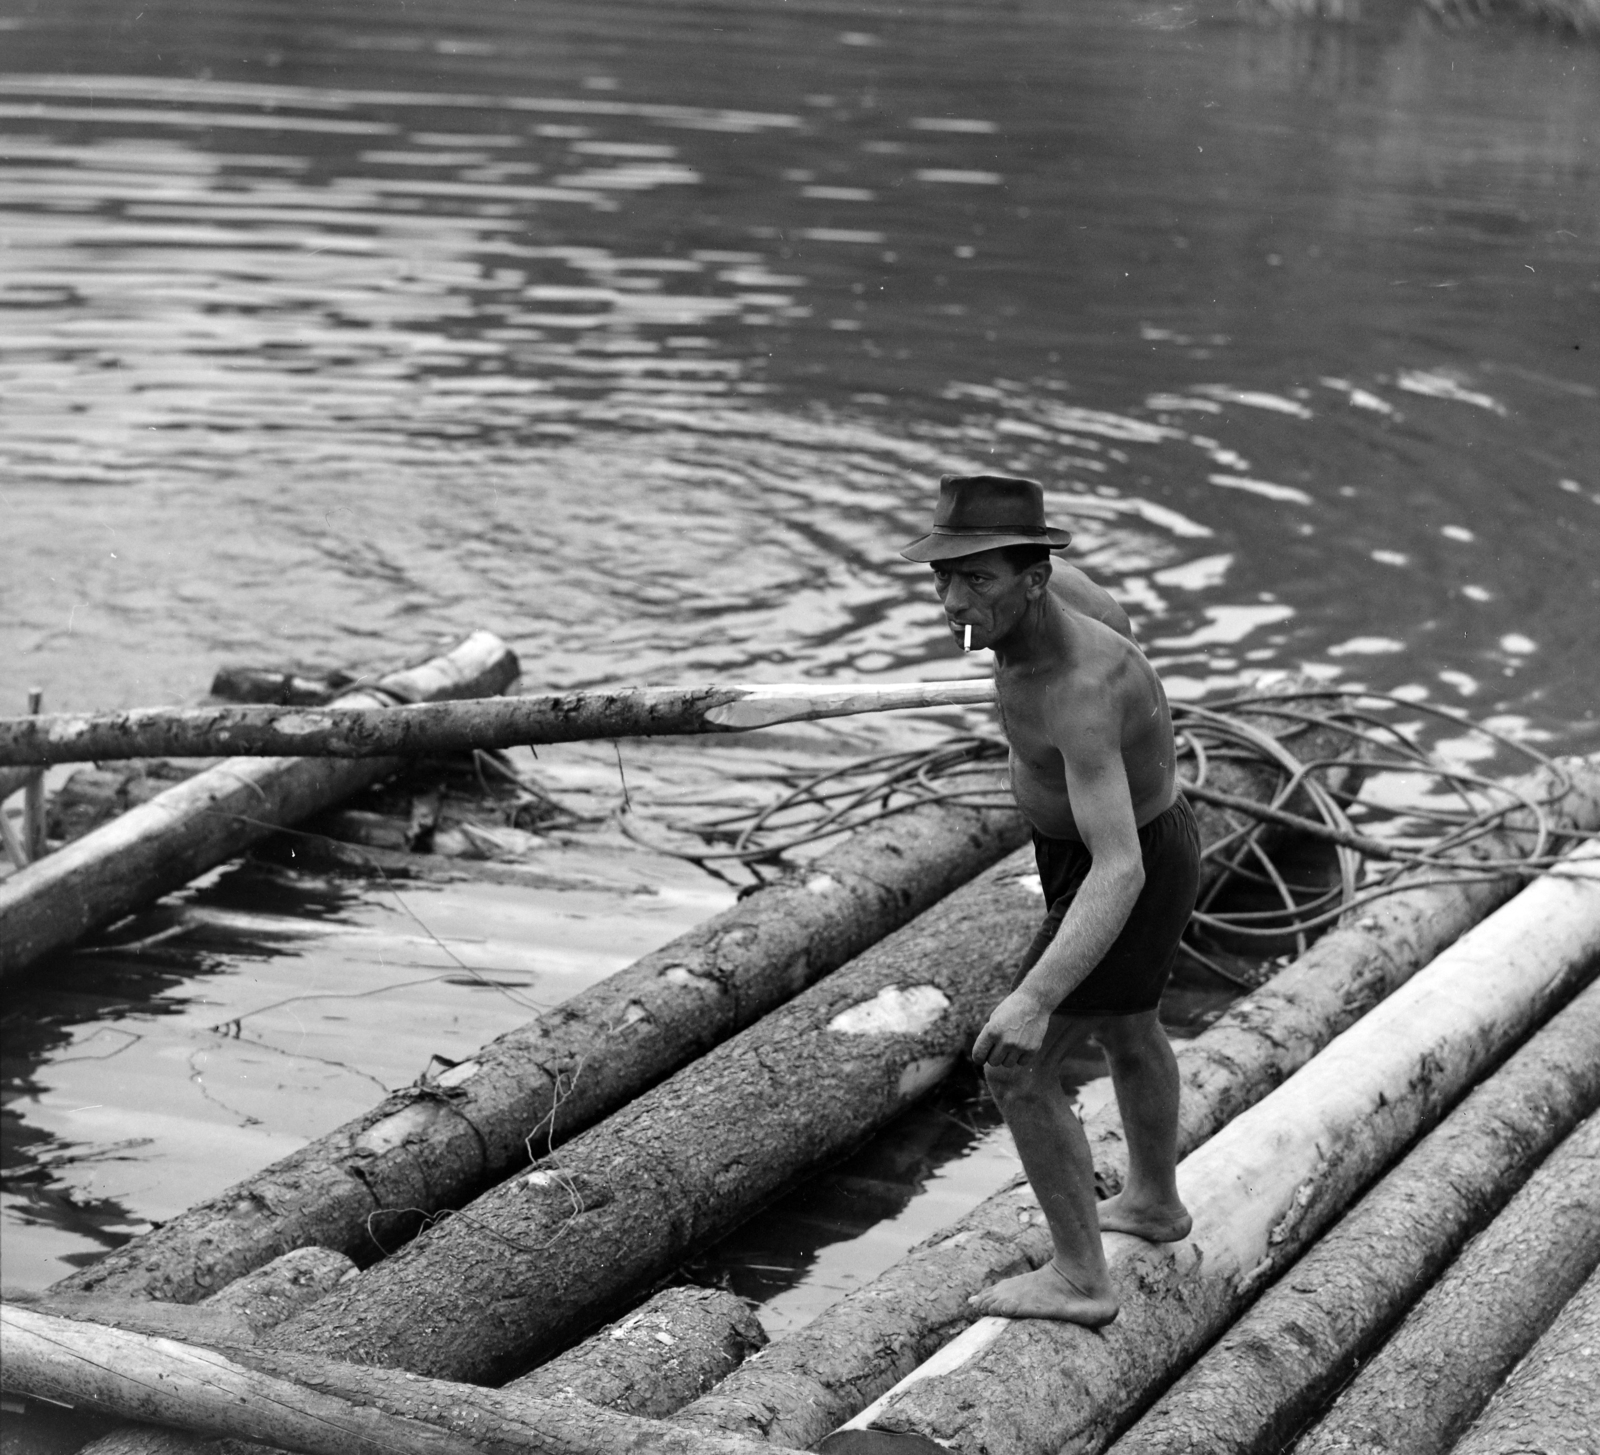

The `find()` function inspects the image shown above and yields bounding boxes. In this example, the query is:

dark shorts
[1013,794,1201,1018]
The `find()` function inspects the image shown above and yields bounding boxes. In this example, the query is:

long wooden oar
[0,680,999,768]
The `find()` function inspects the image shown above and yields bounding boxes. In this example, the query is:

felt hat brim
[899,527,1073,563]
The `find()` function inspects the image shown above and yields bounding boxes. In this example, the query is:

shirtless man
[900,474,1200,1326]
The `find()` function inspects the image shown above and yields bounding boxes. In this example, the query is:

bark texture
[825,841,1600,1455]
[1293,1113,1600,1455]
[0,632,519,978]
[670,760,1600,1450]
[1103,979,1600,1455]
[0,682,999,766]
[264,848,1051,1381]
[0,1305,808,1455]
[1449,1267,1600,1455]
[508,1285,767,1417]
[50,780,1025,1304]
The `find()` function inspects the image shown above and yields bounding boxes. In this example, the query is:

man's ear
[1024,558,1053,598]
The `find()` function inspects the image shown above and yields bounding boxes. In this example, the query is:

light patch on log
[806,873,841,895]
[353,1102,460,1159]
[433,1060,480,1089]
[842,1319,1012,1430]
[828,985,951,1036]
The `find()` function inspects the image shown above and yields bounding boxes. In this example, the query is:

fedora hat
[899,474,1072,563]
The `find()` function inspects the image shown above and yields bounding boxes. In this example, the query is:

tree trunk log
[0,682,1001,766]
[0,1305,806,1455]
[50,777,1026,1305]
[0,632,519,978]
[1292,1114,1600,1455]
[1447,1266,1600,1455]
[1101,979,1600,1455]
[507,1286,767,1418]
[821,840,1600,1455]
[668,760,1600,1450]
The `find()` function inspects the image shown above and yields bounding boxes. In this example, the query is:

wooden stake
[23,689,45,859]
[0,680,999,768]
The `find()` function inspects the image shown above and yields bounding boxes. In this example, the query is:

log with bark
[0,681,1001,766]
[0,632,520,978]
[819,839,1600,1455]
[52,678,1352,1308]
[1292,1111,1600,1455]
[50,776,1025,1304]
[507,1285,768,1418]
[668,759,1600,1449]
[0,1304,805,1455]
[1446,1265,1599,1455]
[1101,978,1600,1455]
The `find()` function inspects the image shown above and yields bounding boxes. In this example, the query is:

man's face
[930,548,1039,651]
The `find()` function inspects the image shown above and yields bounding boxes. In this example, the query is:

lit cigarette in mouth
[963,624,973,652]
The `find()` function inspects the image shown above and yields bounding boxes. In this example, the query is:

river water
[2,0,1597,1310]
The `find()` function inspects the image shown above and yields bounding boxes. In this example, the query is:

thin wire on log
[619,691,1584,987]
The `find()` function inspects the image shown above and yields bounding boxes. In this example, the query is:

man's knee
[1093,1011,1170,1070]
[984,1061,1056,1109]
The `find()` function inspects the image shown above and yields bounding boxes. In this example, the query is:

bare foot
[1097,1190,1192,1243]
[968,1262,1119,1326]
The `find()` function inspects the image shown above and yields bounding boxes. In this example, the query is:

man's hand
[971,990,1053,1069]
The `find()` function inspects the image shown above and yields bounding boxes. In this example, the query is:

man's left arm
[971,709,1145,1068]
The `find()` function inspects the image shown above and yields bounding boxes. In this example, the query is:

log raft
[51,677,1351,1308]
[0,682,1000,767]
[0,632,520,978]
[669,761,1600,1449]
[821,839,1600,1455]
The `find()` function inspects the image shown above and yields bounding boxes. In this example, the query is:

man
[900,474,1200,1327]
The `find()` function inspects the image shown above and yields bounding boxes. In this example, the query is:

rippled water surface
[2,0,1598,1294]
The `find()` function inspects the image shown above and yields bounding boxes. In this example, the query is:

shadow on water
[2,0,1597,1298]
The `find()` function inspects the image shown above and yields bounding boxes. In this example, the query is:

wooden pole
[0,681,1000,767]
[669,762,1600,1449]
[819,841,1600,1455]
[0,632,519,979]
[23,689,46,857]
[1102,980,1600,1455]
[1446,1265,1600,1455]
[1293,1113,1600,1455]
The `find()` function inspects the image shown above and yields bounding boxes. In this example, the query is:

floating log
[669,759,1600,1449]
[0,631,519,979]
[0,1304,803,1455]
[1446,1264,1600,1455]
[1102,978,1600,1455]
[0,681,1001,767]
[507,1285,768,1418]
[50,779,1025,1304]
[821,840,1600,1455]
[1293,1112,1600,1455]
[0,764,38,801]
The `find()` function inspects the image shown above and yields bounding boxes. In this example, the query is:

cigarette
[963,624,973,651]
